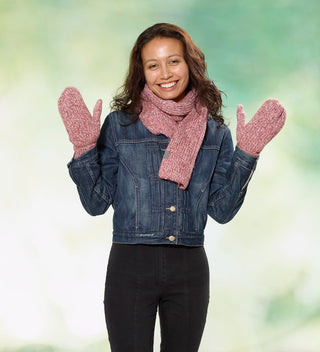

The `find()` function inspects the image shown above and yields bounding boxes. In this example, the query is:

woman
[58,23,286,352]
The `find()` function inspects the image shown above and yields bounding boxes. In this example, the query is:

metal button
[168,235,176,242]
[169,206,176,212]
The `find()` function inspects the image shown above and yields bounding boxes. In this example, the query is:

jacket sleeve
[207,128,258,224]
[67,114,119,216]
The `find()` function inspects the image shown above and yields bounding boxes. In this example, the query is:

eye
[148,63,158,70]
[169,59,179,65]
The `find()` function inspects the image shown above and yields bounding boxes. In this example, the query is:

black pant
[104,243,210,352]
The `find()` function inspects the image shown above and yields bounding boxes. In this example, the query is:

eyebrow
[143,54,183,64]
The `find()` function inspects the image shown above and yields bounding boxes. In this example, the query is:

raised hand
[58,87,102,158]
[236,99,286,157]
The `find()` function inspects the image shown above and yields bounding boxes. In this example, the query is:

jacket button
[168,235,175,242]
[169,206,176,212]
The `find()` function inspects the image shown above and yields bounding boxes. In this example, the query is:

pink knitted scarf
[140,85,208,190]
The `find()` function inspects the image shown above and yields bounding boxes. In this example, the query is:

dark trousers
[104,243,210,352]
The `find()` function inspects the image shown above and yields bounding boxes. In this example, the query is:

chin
[161,91,185,101]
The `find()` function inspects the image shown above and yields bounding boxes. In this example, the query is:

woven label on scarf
[163,150,170,159]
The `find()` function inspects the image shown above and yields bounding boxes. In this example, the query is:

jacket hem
[112,232,204,246]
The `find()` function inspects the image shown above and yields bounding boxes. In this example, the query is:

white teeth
[160,81,176,88]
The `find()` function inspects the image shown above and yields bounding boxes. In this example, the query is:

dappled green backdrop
[1,0,319,351]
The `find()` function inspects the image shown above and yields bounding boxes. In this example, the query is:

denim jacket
[68,110,257,246]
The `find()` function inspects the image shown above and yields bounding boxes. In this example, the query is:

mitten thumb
[236,104,246,130]
[93,99,102,123]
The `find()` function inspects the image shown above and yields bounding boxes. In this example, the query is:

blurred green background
[1,0,319,351]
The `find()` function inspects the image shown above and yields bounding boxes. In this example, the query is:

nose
[160,64,172,80]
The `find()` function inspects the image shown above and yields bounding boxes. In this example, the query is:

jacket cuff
[67,146,98,168]
[234,145,258,169]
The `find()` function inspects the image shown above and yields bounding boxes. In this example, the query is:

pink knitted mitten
[236,99,286,157]
[58,87,102,158]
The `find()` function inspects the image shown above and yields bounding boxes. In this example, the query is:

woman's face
[141,36,189,102]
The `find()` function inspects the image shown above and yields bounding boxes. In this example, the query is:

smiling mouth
[159,81,177,88]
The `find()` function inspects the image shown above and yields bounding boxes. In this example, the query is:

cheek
[178,65,189,81]
[180,68,189,86]
[144,71,156,85]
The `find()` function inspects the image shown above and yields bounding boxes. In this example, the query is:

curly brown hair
[110,23,224,125]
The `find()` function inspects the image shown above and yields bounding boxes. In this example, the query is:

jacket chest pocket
[118,141,165,178]
[147,142,164,177]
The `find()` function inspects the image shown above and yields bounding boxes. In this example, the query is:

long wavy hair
[110,23,224,125]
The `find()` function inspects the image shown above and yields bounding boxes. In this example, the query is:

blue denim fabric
[68,111,257,246]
